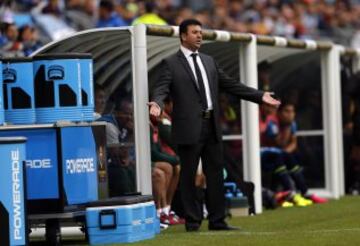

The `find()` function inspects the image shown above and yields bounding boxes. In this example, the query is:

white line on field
[197,228,360,236]
[164,228,360,236]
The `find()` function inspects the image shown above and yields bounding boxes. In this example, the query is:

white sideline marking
[161,228,360,236]
[197,228,360,236]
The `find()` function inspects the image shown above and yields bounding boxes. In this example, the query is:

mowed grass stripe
[120,196,360,246]
[34,196,360,245]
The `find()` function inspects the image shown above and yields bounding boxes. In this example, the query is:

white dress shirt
[180,45,213,110]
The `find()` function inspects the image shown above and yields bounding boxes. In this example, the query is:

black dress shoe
[185,223,200,232]
[208,224,239,231]
[186,226,200,232]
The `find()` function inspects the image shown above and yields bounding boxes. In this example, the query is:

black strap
[191,53,208,110]
[99,209,117,229]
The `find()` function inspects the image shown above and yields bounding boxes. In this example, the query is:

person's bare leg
[166,165,180,208]
[156,162,173,190]
[152,167,166,213]
[156,162,174,215]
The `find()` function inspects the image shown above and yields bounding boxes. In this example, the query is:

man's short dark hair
[99,0,114,11]
[144,0,156,13]
[179,19,202,42]
[278,101,294,112]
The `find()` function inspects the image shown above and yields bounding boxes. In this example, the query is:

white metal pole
[321,46,340,199]
[334,45,345,196]
[239,35,262,213]
[132,24,152,195]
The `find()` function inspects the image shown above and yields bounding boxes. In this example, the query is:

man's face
[95,89,106,114]
[181,24,202,51]
[278,105,295,124]
[117,101,134,130]
[99,7,110,19]
[6,25,18,41]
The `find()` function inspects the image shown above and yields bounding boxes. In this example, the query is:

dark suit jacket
[151,50,264,145]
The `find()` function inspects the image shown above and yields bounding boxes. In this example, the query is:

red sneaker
[309,194,328,204]
[169,211,185,225]
[160,213,170,225]
[275,190,292,204]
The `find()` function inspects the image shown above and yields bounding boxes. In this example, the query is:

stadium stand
[1,0,360,57]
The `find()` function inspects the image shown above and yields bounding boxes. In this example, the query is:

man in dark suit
[149,19,280,232]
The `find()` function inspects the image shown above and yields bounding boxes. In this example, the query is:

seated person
[94,84,120,145]
[150,115,182,227]
[157,99,183,224]
[276,102,327,204]
[94,85,136,196]
[260,103,314,207]
[263,102,327,206]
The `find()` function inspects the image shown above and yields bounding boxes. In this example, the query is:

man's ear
[180,32,186,42]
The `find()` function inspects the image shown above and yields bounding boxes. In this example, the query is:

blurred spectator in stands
[116,0,140,25]
[42,0,63,17]
[273,4,296,38]
[193,9,211,29]
[0,0,15,24]
[1,0,360,46]
[83,0,97,17]
[174,7,193,25]
[15,0,41,10]
[65,0,83,11]
[0,22,24,57]
[18,25,42,56]
[331,9,355,46]
[228,0,244,22]
[97,0,127,28]
[300,2,320,39]
[65,0,96,30]
[132,0,167,25]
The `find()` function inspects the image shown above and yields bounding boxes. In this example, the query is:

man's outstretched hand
[262,92,281,107]
[148,101,162,117]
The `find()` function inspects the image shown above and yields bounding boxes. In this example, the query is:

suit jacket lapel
[176,50,200,93]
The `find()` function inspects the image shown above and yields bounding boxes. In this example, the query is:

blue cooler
[79,55,95,121]
[86,196,156,245]
[143,201,160,236]
[0,60,5,125]
[0,137,27,246]
[33,54,83,123]
[2,58,36,124]
[0,124,103,215]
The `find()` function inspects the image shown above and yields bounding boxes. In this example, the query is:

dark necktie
[191,53,208,110]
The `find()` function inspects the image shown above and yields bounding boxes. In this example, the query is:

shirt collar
[180,45,198,58]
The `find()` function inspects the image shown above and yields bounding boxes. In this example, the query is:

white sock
[157,209,161,217]
[163,205,171,215]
